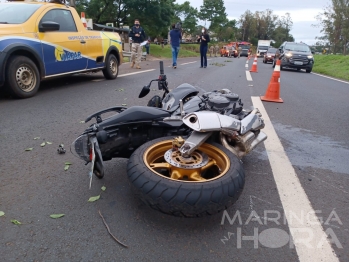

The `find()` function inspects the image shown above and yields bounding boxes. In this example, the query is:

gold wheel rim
[143,140,230,182]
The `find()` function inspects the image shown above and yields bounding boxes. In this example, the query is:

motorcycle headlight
[307,55,313,59]
[285,53,292,57]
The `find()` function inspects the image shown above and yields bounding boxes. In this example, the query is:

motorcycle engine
[207,91,242,114]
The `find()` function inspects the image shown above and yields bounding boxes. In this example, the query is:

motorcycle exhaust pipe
[182,112,241,132]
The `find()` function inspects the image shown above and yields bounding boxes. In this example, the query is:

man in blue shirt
[169,24,182,69]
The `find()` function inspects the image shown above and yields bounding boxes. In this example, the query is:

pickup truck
[0,0,123,98]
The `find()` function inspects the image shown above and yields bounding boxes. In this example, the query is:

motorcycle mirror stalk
[138,61,169,98]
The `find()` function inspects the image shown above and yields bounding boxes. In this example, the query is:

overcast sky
[0,0,329,44]
[177,0,330,45]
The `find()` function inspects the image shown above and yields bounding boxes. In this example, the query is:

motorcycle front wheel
[127,136,245,217]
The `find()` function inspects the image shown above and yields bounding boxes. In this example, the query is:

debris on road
[64,162,72,171]
[11,219,21,225]
[25,148,33,151]
[88,195,100,202]
[0,211,5,217]
[98,210,128,248]
[41,142,46,147]
[50,214,65,219]
[101,186,106,191]
[34,137,40,140]
[57,144,66,154]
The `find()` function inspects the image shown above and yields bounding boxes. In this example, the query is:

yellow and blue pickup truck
[0,0,123,98]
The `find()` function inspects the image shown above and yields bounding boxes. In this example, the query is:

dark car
[263,47,277,63]
[239,45,251,57]
[273,42,315,73]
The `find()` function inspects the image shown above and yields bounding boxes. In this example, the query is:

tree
[199,0,227,31]
[75,0,174,38]
[314,0,349,54]
[173,1,198,36]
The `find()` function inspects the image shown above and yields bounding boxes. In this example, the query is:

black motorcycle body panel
[98,106,170,128]
[162,83,199,112]
[99,119,190,160]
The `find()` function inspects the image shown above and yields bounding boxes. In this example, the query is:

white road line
[251,96,339,262]
[311,72,349,84]
[92,79,104,82]
[180,61,197,65]
[245,63,248,68]
[118,69,155,78]
[246,71,253,81]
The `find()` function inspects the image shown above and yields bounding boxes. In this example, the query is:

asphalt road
[0,55,348,261]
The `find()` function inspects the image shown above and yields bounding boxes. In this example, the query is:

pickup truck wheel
[6,56,40,98]
[103,54,119,79]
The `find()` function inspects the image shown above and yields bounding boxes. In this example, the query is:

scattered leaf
[101,186,106,192]
[60,144,64,147]
[64,165,70,171]
[0,211,5,217]
[34,137,40,140]
[46,142,52,145]
[118,88,124,91]
[50,214,65,219]
[80,120,85,124]
[25,148,33,151]
[88,195,100,202]
[121,104,127,106]
[40,142,46,147]
[65,162,72,165]
[11,219,21,225]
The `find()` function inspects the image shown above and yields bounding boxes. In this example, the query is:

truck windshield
[0,3,42,24]
[258,46,269,50]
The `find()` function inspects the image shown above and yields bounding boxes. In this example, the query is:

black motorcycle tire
[127,136,245,217]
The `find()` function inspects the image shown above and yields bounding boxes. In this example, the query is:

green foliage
[173,1,198,36]
[149,44,199,58]
[199,0,227,31]
[314,0,349,54]
[238,9,294,44]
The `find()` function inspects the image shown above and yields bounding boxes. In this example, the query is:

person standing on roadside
[209,45,214,57]
[197,27,210,68]
[214,44,219,57]
[169,23,182,69]
[129,19,146,69]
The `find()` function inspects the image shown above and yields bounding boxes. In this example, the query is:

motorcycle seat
[99,106,170,127]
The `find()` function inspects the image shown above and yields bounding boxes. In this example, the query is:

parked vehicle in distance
[263,47,277,63]
[257,40,271,57]
[273,42,315,73]
[238,42,252,57]
[0,0,123,98]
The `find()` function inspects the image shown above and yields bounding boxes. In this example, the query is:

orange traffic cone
[81,12,87,29]
[250,55,258,72]
[260,60,283,103]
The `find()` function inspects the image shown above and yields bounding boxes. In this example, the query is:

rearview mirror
[39,21,60,32]
[139,85,150,98]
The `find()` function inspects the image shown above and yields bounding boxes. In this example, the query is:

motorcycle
[71,61,267,217]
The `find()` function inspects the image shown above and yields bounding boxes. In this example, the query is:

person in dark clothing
[128,19,146,69]
[169,24,182,68]
[197,27,210,68]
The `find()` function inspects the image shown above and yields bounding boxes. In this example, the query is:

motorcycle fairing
[162,83,199,111]
[98,106,170,128]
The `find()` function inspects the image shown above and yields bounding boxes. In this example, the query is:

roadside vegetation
[149,44,199,58]
[313,55,349,81]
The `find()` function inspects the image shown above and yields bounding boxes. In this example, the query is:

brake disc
[164,149,209,169]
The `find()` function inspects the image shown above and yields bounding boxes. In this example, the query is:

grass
[149,43,199,58]
[313,55,349,81]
